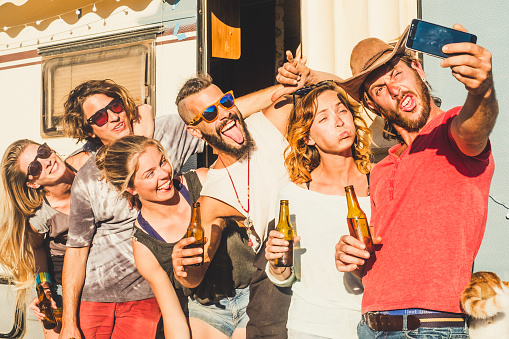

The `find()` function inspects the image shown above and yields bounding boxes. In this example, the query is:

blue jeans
[357,317,469,339]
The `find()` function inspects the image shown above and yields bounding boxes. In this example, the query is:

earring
[422,78,426,82]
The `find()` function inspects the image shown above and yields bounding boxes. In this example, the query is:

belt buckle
[365,312,421,332]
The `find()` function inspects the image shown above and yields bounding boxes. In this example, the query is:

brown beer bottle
[185,202,204,266]
[35,272,57,330]
[345,185,374,254]
[274,200,294,267]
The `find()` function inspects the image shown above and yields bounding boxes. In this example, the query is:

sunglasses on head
[27,143,52,179]
[86,98,125,127]
[188,91,235,126]
[291,80,335,106]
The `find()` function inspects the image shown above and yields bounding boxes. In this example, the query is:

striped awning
[0,0,154,37]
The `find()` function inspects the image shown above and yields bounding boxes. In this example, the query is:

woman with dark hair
[265,81,372,338]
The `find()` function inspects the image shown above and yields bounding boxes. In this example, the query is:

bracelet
[265,262,296,287]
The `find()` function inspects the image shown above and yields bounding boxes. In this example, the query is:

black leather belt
[363,312,467,332]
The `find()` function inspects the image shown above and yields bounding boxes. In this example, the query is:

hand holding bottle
[334,234,382,273]
[29,292,57,322]
[265,230,300,278]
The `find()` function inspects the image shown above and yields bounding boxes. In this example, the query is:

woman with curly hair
[0,139,77,339]
[264,81,372,338]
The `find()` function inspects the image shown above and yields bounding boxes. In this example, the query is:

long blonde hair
[285,83,372,185]
[0,139,46,323]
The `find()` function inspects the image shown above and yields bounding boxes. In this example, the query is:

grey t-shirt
[67,114,204,302]
[30,201,68,257]
[30,201,69,285]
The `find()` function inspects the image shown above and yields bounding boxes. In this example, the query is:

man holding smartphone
[277,23,497,338]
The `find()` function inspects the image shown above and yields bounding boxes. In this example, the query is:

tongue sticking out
[222,123,244,144]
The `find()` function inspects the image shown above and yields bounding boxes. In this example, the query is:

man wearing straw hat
[278,23,497,338]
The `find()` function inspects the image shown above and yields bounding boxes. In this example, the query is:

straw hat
[337,26,410,103]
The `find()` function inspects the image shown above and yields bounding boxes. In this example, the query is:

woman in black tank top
[97,135,207,339]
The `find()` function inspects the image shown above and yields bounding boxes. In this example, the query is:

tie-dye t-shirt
[67,114,204,302]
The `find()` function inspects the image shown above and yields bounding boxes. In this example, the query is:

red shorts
[79,298,161,339]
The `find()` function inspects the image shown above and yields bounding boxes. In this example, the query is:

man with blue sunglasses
[172,74,295,339]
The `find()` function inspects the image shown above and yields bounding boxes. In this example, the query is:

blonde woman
[98,135,255,339]
[96,135,205,339]
[0,139,79,339]
[265,82,372,338]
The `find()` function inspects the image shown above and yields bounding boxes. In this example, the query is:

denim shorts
[188,286,250,337]
[357,317,469,339]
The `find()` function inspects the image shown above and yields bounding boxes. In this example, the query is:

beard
[380,72,431,133]
[201,113,254,158]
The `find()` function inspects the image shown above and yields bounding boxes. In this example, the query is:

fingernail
[293,80,298,85]
[442,45,449,52]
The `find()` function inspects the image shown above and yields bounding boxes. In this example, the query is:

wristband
[265,262,296,287]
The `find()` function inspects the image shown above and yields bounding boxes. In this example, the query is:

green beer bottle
[274,200,294,267]
[185,202,205,266]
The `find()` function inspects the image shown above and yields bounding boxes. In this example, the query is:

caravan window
[40,27,160,138]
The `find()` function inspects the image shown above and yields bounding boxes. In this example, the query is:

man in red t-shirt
[329,24,498,338]
[275,23,497,339]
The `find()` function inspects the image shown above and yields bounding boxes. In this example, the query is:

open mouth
[113,121,125,131]
[221,119,244,144]
[399,94,416,112]
[49,161,57,175]
[157,180,173,191]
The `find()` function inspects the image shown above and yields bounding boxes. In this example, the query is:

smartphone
[405,19,477,58]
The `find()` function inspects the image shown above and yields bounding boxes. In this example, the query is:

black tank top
[131,171,256,304]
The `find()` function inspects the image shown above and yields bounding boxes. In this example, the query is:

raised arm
[444,24,498,157]
[272,48,342,102]
[236,85,283,118]
[132,104,155,138]
[133,240,189,339]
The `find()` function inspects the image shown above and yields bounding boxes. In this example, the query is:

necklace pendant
[245,217,254,247]
[244,217,253,230]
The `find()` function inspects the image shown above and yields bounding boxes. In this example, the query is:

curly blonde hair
[285,82,372,185]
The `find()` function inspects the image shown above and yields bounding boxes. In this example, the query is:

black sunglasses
[27,143,53,179]
[86,98,125,127]
[291,80,335,106]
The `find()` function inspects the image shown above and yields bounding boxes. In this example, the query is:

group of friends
[0,22,498,339]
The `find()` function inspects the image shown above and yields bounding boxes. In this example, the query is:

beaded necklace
[218,153,253,246]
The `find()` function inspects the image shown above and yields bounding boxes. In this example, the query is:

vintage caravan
[0,0,422,337]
